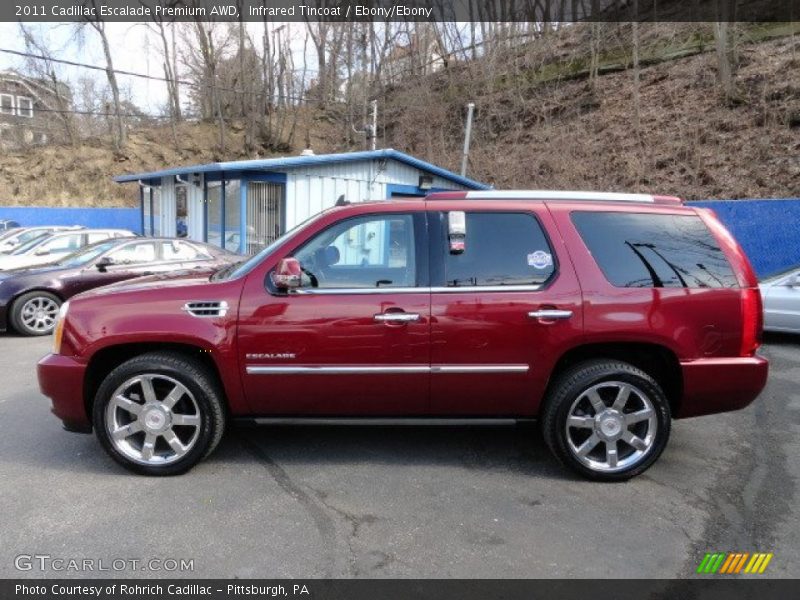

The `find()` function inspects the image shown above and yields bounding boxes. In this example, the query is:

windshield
[214,212,326,282]
[10,234,51,255]
[761,264,800,283]
[56,240,118,267]
[0,228,21,243]
[2,229,49,248]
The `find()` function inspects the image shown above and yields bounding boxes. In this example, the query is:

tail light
[740,288,763,356]
[696,208,762,356]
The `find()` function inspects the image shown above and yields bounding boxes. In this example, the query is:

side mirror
[448,211,466,254]
[95,256,114,272]
[271,257,302,291]
[789,273,800,287]
[34,247,50,256]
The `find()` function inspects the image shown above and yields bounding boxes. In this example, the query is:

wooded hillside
[0,22,797,206]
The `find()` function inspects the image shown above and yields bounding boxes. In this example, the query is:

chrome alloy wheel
[105,374,202,466]
[20,296,60,333]
[565,381,658,473]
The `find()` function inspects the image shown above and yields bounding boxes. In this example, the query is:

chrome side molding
[246,364,530,375]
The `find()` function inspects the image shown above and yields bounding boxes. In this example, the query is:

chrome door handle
[374,312,421,323]
[528,309,573,320]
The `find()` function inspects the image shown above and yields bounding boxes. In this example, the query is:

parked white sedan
[0,226,83,254]
[759,266,800,333]
[0,229,135,271]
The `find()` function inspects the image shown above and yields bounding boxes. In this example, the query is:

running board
[233,417,534,427]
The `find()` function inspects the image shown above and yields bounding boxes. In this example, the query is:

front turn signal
[52,301,70,354]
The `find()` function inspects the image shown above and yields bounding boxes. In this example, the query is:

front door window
[294,214,416,289]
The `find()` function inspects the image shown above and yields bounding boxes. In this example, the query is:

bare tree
[714,6,737,104]
[181,21,231,153]
[18,24,77,146]
[304,20,331,107]
[77,2,126,151]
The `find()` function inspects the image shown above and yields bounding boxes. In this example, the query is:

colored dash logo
[697,552,773,574]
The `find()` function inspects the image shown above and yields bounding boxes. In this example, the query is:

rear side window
[444,212,555,287]
[571,212,737,288]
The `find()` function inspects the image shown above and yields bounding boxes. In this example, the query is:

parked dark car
[37,190,767,480]
[0,237,240,336]
[0,219,20,231]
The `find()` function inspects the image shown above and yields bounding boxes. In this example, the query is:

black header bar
[4,579,800,600]
[5,0,799,23]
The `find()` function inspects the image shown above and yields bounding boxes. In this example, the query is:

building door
[175,184,188,238]
[246,182,283,255]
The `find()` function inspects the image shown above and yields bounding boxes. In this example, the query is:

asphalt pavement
[0,333,797,578]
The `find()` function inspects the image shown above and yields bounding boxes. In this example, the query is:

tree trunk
[714,21,736,102]
[88,9,125,151]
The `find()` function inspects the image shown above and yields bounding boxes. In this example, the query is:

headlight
[52,301,70,354]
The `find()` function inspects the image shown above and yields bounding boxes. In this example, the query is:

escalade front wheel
[93,352,226,475]
[541,360,671,482]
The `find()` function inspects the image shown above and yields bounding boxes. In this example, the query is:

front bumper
[0,302,7,332]
[677,355,769,418]
[37,352,92,433]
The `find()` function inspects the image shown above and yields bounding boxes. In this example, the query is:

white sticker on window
[528,250,553,269]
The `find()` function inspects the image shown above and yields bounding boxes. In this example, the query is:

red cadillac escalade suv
[37,191,768,481]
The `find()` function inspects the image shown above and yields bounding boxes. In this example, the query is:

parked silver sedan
[760,266,800,333]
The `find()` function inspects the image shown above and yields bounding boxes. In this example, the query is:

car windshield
[0,228,21,243]
[10,234,51,255]
[56,240,119,267]
[761,265,800,283]
[2,229,48,248]
[213,212,326,281]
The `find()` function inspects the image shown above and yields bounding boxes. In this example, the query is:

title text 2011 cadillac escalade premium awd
[37,191,768,481]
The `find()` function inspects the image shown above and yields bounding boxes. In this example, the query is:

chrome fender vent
[182,301,229,318]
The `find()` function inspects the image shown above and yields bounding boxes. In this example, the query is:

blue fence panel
[688,199,800,278]
[2,200,797,278]
[0,206,141,234]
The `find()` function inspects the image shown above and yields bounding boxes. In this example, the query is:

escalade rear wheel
[93,352,226,476]
[541,360,671,482]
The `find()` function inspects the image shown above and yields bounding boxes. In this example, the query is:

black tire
[10,291,62,336]
[93,351,226,476]
[541,360,671,482]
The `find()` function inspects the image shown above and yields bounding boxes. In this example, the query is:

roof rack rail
[426,190,683,205]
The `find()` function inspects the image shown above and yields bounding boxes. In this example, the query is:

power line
[0,46,310,104]
[12,104,172,119]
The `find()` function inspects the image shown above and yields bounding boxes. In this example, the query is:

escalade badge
[246,353,296,360]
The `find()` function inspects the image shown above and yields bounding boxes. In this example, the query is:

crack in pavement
[308,486,381,577]
[237,434,338,577]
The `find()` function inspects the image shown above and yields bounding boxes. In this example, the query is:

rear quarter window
[571,212,738,288]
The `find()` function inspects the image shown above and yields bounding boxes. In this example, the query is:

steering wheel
[300,266,319,288]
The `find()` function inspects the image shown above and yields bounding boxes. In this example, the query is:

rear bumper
[0,301,7,332]
[37,353,92,433]
[677,355,768,418]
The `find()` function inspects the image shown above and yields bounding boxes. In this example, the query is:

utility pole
[370,99,378,151]
[461,102,475,176]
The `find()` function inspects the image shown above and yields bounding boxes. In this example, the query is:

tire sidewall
[11,291,61,336]
[547,363,671,481]
[93,356,218,476]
